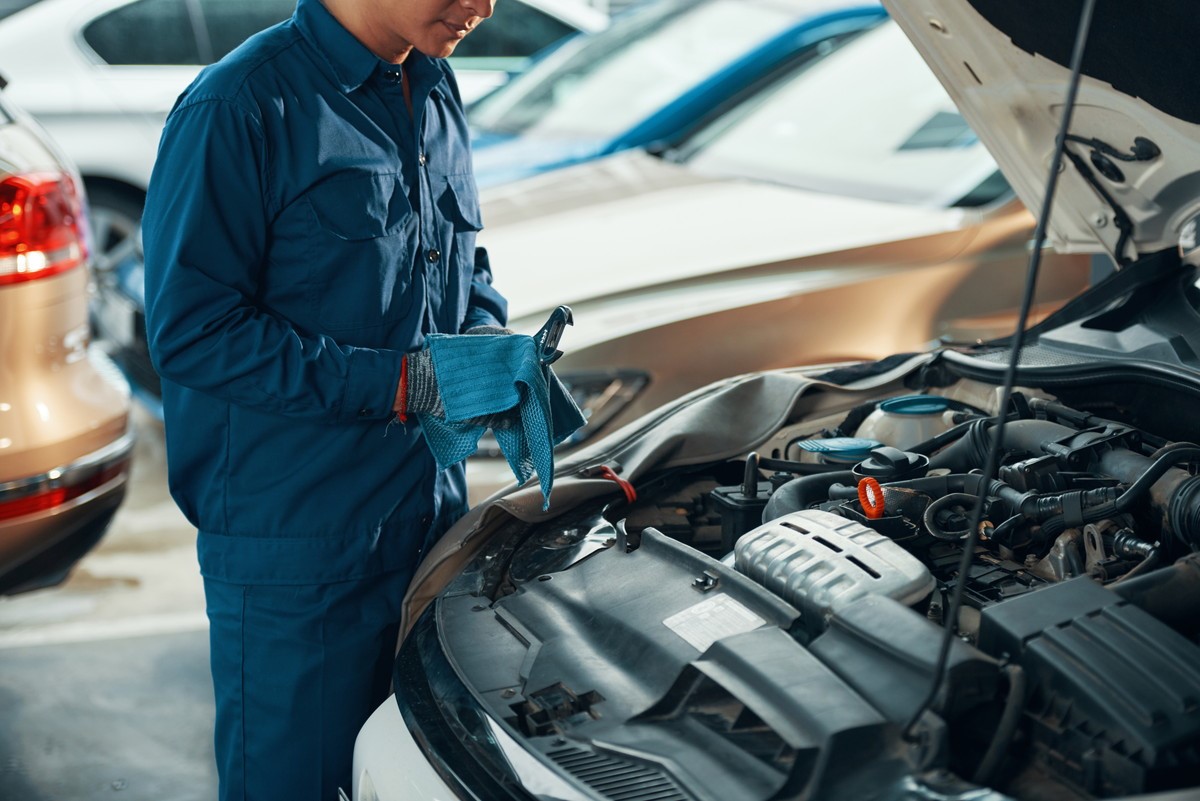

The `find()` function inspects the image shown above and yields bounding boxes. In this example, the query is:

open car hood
[882,0,1200,264]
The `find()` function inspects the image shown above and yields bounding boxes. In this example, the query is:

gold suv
[0,82,132,594]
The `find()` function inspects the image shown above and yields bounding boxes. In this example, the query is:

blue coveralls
[141,0,507,797]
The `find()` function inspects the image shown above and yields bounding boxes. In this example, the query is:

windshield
[682,21,1004,207]
[469,0,819,139]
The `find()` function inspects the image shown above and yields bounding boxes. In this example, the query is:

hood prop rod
[903,0,1100,747]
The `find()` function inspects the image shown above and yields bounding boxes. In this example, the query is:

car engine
[697,393,1200,800]
[424,385,1200,801]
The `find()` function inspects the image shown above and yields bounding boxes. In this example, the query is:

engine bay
[424,372,1200,801]
[640,383,1200,800]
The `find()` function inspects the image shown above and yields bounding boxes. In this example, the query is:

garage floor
[0,407,218,800]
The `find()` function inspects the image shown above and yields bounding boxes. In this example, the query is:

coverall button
[418,153,428,166]
[421,515,432,526]
[426,248,440,263]
[358,409,372,417]
[383,71,401,84]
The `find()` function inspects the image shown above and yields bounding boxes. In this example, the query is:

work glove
[394,326,522,428]
[461,325,522,429]
[403,348,445,418]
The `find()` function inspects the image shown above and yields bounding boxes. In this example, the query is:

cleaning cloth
[415,333,586,508]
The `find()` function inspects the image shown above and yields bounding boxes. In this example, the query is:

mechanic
[141,0,508,798]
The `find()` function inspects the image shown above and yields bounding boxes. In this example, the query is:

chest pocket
[304,172,416,331]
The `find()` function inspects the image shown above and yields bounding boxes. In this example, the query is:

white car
[354,1,1200,799]
[0,0,605,279]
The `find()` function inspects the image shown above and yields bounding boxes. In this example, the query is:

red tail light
[0,171,88,286]
[0,459,127,522]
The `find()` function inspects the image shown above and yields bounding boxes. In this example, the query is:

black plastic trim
[393,609,536,801]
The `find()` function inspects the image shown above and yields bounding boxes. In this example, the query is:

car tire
[84,182,159,402]
[85,182,144,281]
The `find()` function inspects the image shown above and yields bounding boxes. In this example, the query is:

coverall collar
[298,0,445,95]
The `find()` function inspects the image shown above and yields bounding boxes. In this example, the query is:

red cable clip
[857,476,885,520]
[596,465,637,504]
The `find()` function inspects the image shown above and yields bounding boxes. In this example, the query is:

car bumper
[353,697,463,801]
[0,430,134,593]
[356,608,604,801]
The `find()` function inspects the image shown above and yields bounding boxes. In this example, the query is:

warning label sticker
[662,594,766,652]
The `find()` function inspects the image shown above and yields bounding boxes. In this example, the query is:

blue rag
[416,333,586,508]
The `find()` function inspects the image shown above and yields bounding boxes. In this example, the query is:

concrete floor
[0,406,217,800]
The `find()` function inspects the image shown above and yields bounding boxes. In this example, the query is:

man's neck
[320,0,414,64]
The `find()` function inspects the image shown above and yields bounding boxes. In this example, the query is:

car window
[683,22,1003,208]
[451,0,574,60]
[83,0,203,65]
[468,0,803,139]
[197,0,295,61]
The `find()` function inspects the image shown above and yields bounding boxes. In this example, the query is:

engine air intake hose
[762,471,854,523]
[928,421,1200,545]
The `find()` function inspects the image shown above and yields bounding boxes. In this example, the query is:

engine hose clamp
[857,476,885,520]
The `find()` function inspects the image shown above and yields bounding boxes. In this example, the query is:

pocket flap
[440,173,484,231]
[306,172,412,240]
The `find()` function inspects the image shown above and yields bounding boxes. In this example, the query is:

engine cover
[734,509,935,634]
[980,577,1200,796]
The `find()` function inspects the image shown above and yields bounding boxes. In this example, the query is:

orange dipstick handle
[857,476,885,520]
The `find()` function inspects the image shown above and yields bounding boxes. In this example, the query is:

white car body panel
[353,698,461,801]
[883,0,1200,261]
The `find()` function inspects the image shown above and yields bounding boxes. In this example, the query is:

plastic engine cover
[735,509,934,634]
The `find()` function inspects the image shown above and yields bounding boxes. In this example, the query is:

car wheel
[86,182,144,281]
[85,183,160,403]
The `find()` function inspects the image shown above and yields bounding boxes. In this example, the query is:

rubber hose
[762,471,854,523]
[928,420,1075,472]
[973,665,1028,786]
[1040,445,1200,540]
[1113,547,1160,583]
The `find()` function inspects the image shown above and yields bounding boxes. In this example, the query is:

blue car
[468,0,887,187]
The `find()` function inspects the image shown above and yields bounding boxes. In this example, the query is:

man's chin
[418,41,459,59]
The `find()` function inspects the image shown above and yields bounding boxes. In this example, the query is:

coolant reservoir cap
[853,446,930,480]
[879,395,949,415]
[796,437,882,464]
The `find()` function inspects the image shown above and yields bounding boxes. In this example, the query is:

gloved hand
[463,325,520,429]
[392,327,522,427]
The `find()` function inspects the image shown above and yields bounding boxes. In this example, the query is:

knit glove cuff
[405,349,445,418]
[465,325,515,336]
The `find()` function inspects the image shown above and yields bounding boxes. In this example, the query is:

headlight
[474,369,648,456]
[559,369,649,443]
